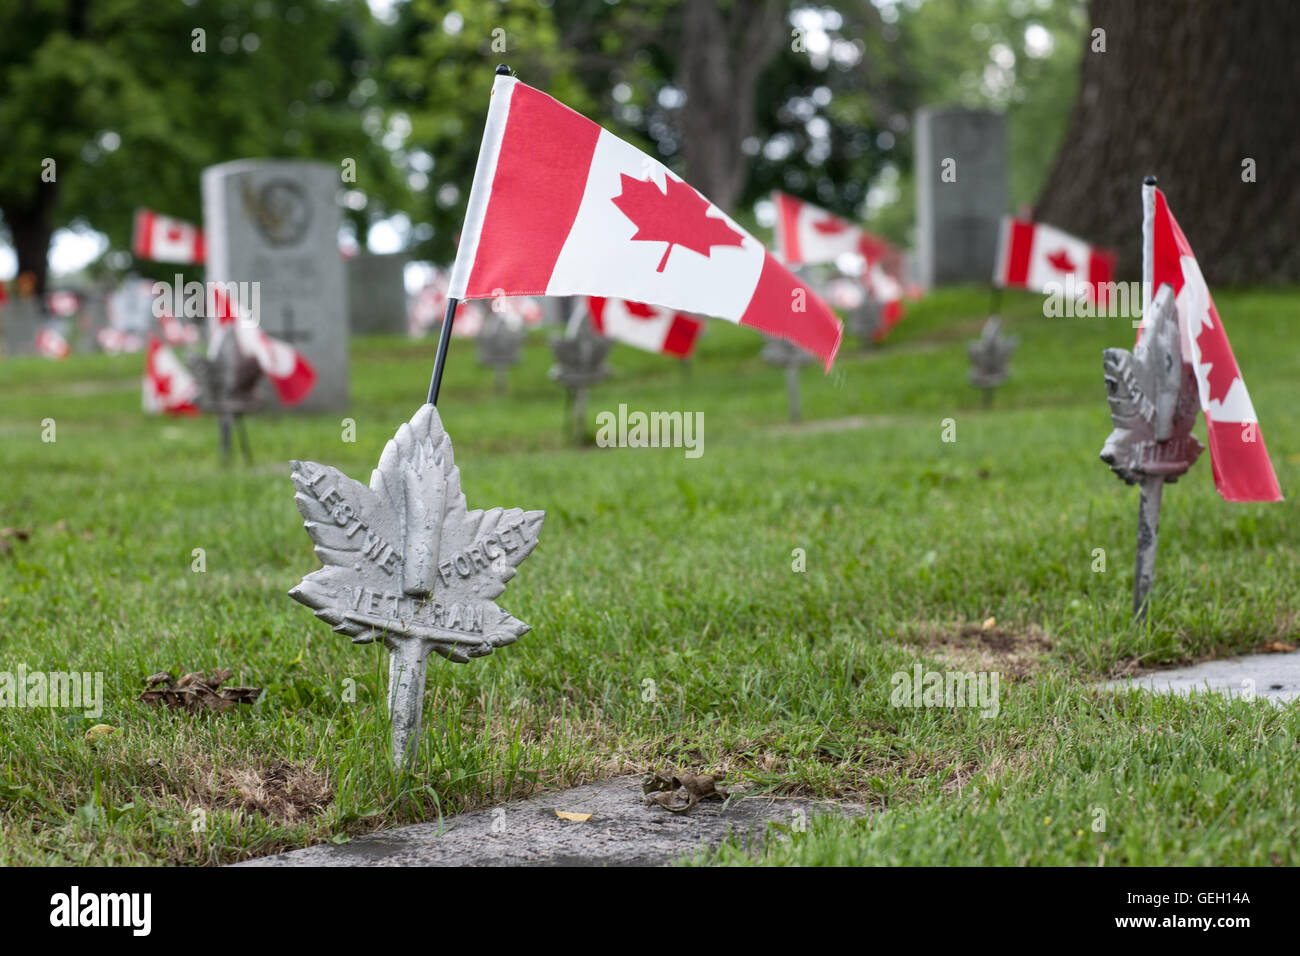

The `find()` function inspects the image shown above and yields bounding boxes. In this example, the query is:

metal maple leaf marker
[188,327,262,463]
[476,311,525,395]
[549,304,612,443]
[289,404,544,767]
[967,315,1019,407]
[761,334,815,423]
[1099,283,1203,620]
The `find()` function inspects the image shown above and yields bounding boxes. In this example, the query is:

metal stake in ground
[1098,283,1202,620]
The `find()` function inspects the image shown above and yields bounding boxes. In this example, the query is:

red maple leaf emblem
[611,174,745,272]
[1196,308,1238,404]
[154,372,173,397]
[623,301,657,318]
[811,215,849,235]
[1046,249,1076,273]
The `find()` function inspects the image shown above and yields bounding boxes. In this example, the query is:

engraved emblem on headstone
[761,335,815,423]
[1099,283,1203,618]
[549,305,611,442]
[288,403,544,765]
[967,315,1019,406]
[477,312,525,395]
[241,177,313,247]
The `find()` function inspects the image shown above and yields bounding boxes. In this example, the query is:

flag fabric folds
[447,76,842,370]
[772,191,907,339]
[1140,185,1280,503]
[588,296,703,358]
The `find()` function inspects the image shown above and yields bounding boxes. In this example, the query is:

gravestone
[202,159,349,411]
[2,297,42,357]
[77,284,110,354]
[914,107,1007,289]
[761,335,815,423]
[347,252,409,336]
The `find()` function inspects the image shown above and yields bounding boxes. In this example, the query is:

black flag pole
[426,295,459,406]
[426,63,513,408]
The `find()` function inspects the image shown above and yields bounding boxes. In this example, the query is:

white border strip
[447,75,517,299]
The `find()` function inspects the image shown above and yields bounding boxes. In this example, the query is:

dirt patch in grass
[219,760,332,823]
[916,621,1054,681]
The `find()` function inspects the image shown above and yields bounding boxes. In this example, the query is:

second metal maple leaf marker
[290,64,545,768]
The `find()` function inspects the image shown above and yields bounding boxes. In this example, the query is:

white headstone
[914,107,1007,289]
[2,297,42,357]
[202,159,349,411]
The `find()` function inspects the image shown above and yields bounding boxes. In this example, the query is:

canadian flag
[863,261,905,342]
[1139,184,1280,503]
[132,208,206,265]
[773,191,907,336]
[447,76,842,370]
[993,216,1115,301]
[588,296,703,358]
[209,290,316,406]
[143,335,200,415]
[36,327,71,360]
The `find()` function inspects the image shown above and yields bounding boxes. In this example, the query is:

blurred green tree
[0,0,405,292]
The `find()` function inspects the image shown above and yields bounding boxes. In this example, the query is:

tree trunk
[673,0,788,212]
[4,188,58,296]
[1034,0,1300,285]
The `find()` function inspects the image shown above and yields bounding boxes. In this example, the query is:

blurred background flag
[132,208,206,265]
[588,296,703,358]
[993,215,1115,303]
[142,335,200,415]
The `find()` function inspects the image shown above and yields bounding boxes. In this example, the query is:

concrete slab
[1103,650,1300,704]
[234,775,857,867]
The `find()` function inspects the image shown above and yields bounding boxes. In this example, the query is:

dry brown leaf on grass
[642,770,727,813]
[137,668,262,713]
[1261,641,1296,653]
[555,811,592,822]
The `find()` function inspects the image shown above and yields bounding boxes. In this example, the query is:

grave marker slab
[202,159,349,411]
[915,107,1007,289]
[347,252,409,336]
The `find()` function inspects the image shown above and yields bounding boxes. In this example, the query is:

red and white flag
[143,335,200,415]
[133,208,206,264]
[588,296,703,358]
[36,327,70,360]
[994,216,1115,301]
[209,290,316,406]
[447,77,841,370]
[1138,184,1280,502]
[773,191,907,336]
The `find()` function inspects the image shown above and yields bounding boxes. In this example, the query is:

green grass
[1,286,1297,865]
